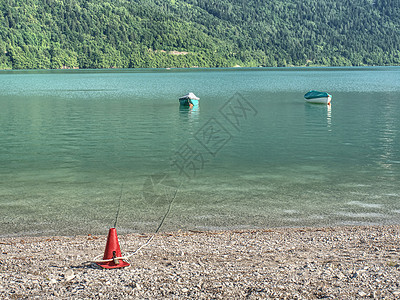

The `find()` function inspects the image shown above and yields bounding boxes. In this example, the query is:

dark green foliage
[0,0,399,69]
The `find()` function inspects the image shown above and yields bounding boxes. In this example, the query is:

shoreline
[1,225,399,299]
[2,65,398,73]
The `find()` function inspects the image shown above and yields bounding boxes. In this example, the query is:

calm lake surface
[1,67,399,237]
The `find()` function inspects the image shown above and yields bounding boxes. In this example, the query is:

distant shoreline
[1,65,399,73]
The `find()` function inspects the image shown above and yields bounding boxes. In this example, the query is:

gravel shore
[1,225,399,299]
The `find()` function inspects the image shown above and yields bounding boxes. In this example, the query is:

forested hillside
[0,0,399,69]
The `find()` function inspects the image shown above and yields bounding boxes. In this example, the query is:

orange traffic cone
[95,228,130,269]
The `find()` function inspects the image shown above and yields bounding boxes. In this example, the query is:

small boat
[179,92,200,107]
[304,90,332,104]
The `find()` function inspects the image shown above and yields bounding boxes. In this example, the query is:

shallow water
[0,67,399,236]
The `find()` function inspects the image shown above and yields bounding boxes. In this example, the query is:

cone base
[96,260,130,269]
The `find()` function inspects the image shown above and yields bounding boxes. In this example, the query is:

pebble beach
[1,225,399,299]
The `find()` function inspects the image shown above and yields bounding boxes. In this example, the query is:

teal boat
[304,90,332,104]
[179,92,200,107]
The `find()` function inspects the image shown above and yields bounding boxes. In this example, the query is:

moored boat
[304,90,332,104]
[179,92,200,107]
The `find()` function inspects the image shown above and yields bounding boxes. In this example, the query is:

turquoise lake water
[0,67,399,237]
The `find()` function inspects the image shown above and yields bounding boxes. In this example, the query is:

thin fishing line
[123,182,182,258]
[92,182,182,263]
[155,182,182,234]
[113,183,124,228]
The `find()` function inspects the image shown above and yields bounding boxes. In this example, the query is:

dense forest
[0,0,399,69]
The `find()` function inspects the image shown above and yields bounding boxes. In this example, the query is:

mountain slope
[0,0,399,69]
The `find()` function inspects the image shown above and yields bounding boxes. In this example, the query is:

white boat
[304,90,332,104]
[179,92,200,107]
